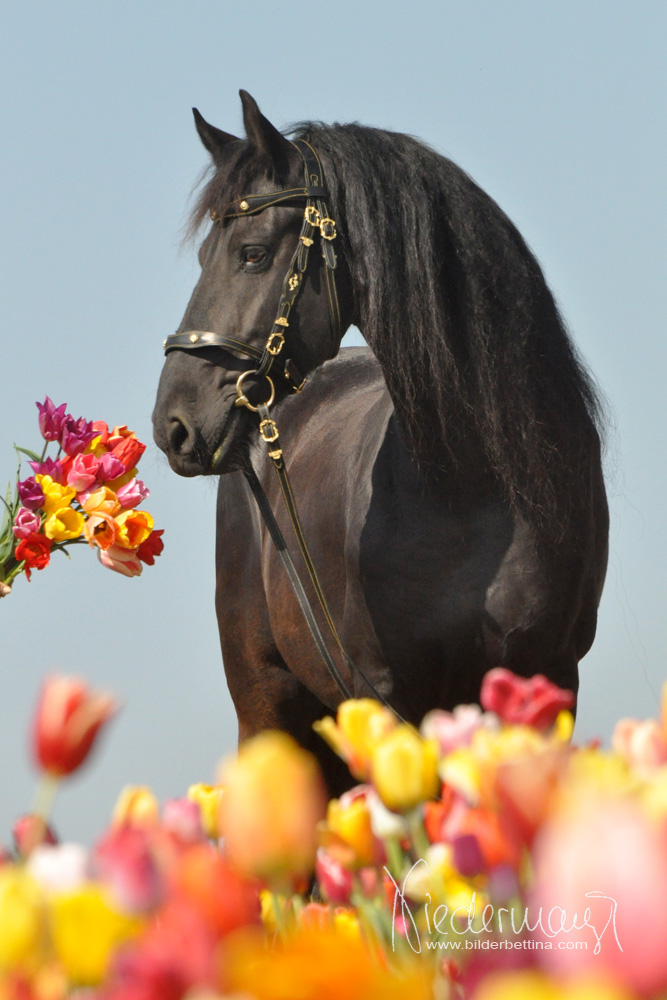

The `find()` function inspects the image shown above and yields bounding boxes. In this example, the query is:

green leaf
[14,445,42,463]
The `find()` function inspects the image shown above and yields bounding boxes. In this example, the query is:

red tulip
[32,675,118,777]
[480,667,574,731]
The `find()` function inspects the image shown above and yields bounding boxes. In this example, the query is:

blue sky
[1,1,665,842]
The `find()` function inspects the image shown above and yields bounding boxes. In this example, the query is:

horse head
[153,91,355,477]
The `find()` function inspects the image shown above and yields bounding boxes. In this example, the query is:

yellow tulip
[325,794,377,867]
[371,725,439,812]
[50,884,143,985]
[187,782,224,839]
[313,699,397,779]
[112,785,160,828]
[43,506,85,541]
[219,731,327,881]
[35,476,76,516]
[114,509,153,549]
[0,868,47,971]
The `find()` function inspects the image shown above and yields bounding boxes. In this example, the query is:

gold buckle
[319,217,337,240]
[304,205,321,227]
[259,418,280,443]
[234,371,275,412]
[266,331,285,356]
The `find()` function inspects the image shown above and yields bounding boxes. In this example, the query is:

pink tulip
[531,796,667,994]
[98,544,143,577]
[315,847,354,904]
[66,452,100,492]
[116,478,150,510]
[12,507,42,539]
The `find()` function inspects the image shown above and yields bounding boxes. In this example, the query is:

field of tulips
[3,400,667,998]
[2,667,667,1000]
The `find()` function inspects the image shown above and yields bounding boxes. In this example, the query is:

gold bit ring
[234,370,275,412]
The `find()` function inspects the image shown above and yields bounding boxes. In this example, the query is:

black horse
[153,91,608,792]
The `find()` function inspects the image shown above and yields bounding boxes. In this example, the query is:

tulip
[114,509,154,549]
[59,414,97,457]
[313,699,398,780]
[112,786,160,829]
[82,485,121,516]
[531,795,667,995]
[51,884,144,985]
[12,507,42,539]
[219,730,327,881]
[116,477,150,510]
[421,703,498,754]
[480,667,575,731]
[371,724,439,812]
[91,826,163,913]
[187,783,224,840]
[97,452,126,483]
[43,505,85,541]
[98,544,143,577]
[612,717,667,774]
[28,457,64,482]
[323,787,383,867]
[137,528,165,566]
[66,452,100,492]
[315,847,354,904]
[12,813,57,859]
[36,396,67,441]
[32,675,117,778]
[162,798,204,844]
[172,844,262,937]
[14,532,53,580]
[35,475,76,516]
[17,476,45,511]
[84,512,119,550]
[110,433,146,472]
[0,867,48,971]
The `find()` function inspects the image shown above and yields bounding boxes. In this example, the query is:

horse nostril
[168,416,191,455]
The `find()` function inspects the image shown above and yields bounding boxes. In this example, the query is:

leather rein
[163,139,399,715]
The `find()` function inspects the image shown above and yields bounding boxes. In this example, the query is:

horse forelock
[185,118,606,540]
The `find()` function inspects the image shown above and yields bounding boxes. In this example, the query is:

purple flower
[36,397,68,442]
[60,415,97,457]
[28,457,64,483]
[13,507,42,539]
[17,477,45,511]
[97,453,126,483]
[116,478,150,510]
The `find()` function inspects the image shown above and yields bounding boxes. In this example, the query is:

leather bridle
[163,139,341,411]
[163,140,403,717]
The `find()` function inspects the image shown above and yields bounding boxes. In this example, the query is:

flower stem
[31,772,60,823]
[407,808,431,860]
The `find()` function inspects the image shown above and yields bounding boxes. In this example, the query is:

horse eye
[241,245,268,269]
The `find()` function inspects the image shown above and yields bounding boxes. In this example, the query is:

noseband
[162,140,406,720]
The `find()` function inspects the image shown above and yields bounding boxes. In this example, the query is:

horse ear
[193,108,239,165]
[239,89,295,177]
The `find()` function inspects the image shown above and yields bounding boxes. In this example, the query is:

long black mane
[191,120,604,539]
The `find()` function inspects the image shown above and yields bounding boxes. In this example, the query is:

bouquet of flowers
[0,397,163,595]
